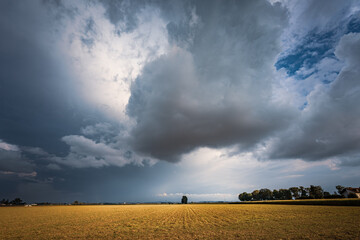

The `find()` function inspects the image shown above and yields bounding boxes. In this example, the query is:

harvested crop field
[1,204,359,239]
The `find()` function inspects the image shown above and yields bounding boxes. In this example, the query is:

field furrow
[0,204,359,239]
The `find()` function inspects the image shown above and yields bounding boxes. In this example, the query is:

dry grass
[1,204,359,239]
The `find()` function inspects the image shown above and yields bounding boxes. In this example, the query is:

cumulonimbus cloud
[126,0,295,162]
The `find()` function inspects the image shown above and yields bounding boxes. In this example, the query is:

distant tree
[289,187,300,199]
[245,192,252,201]
[278,189,292,200]
[10,198,24,205]
[259,189,273,200]
[336,185,345,195]
[0,199,9,205]
[238,192,252,201]
[273,189,281,200]
[251,190,260,201]
[309,185,324,199]
[299,186,308,198]
[181,196,188,204]
[73,200,79,205]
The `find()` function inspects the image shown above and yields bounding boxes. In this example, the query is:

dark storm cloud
[127,0,295,162]
[1,0,359,169]
[0,1,91,154]
[0,148,35,174]
[99,0,193,34]
[266,33,360,166]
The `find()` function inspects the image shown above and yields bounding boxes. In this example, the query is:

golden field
[1,204,359,239]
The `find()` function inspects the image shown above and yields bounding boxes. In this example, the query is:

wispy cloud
[0,171,37,178]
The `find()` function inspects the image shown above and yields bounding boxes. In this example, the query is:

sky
[0,0,360,203]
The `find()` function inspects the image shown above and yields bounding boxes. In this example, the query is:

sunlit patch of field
[1,204,359,239]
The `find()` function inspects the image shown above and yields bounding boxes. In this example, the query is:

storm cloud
[0,0,87,154]
[265,33,360,165]
[0,140,35,174]
[127,0,294,161]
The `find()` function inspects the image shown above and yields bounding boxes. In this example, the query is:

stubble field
[1,204,359,239]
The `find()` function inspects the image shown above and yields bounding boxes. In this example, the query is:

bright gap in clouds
[154,147,353,202]
[54,2,170,122]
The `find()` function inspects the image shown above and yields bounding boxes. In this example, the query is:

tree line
[0,198,25,206]
[239,185,348,201]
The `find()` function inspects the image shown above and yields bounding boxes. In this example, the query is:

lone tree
[181,195,188,204]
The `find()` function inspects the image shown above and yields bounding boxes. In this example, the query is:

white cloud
[0,171,37,178]
[81,122,114,136]
[278,0,358,50]
[127,0,295,161]
[277,174,304,179]
[51,1,170,123]
[54,135,129,168]
[263,33,360,166]
[51,134,156,168]
[0,140,19,151]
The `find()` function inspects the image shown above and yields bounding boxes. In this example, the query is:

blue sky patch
[347,15,360,33]
[276,13,360,79]
[275,30,338,78]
